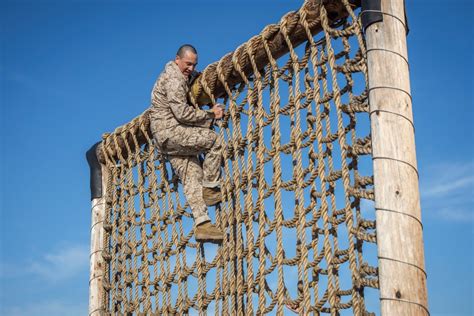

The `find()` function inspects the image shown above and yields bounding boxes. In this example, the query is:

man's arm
[166,79,214,126]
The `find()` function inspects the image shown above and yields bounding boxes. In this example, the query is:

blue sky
[1,0,473,315]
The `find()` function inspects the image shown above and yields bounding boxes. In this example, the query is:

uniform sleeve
[165,78,214,127]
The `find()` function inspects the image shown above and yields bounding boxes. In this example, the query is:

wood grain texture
[89,165,107,316]
[365,0,429,314]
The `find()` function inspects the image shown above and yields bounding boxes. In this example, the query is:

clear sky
[1,0,473,315]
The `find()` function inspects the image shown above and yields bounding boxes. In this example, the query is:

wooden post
[365,0,429,315]
[89,164,108,315]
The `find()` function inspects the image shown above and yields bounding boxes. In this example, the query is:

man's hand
[211,103,225,119]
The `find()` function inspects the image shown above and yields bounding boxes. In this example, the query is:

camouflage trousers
[154,125,222,226]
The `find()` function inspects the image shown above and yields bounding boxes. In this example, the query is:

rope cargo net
[98,1,379,314]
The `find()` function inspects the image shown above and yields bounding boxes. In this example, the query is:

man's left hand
[212,103,225,119]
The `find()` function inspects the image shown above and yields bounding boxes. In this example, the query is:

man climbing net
[149,44,225,243]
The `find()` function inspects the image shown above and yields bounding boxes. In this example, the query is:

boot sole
[204,199,222,206]
[195,235,224,243]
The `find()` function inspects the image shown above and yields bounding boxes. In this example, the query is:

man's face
[175,51,197,78]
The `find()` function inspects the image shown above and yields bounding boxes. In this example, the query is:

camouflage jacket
[149,61,214,145]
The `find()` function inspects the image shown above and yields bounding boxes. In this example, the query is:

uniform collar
[167,61,186,80]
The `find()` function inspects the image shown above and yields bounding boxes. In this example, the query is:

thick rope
[97,1,378,314]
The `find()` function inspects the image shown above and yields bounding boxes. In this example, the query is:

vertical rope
[320,4,363,315]
[261,26,285,316]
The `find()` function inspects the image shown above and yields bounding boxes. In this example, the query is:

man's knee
[169,157,186,177]
[201,129,218,148]
[213,132,223,148]
[175,127,217,151]
[169,156,202,182]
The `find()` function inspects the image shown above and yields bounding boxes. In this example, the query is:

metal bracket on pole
[86,142,103,200]
[362,0,409,35]
[361,0,383,32]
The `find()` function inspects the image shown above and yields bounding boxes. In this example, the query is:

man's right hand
[212,104,224,119]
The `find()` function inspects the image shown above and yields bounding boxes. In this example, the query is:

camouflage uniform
[149,61,222,226]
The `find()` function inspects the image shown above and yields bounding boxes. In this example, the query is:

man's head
[175,44,198,78]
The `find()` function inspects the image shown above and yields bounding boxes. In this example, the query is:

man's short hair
[177,44,197,57]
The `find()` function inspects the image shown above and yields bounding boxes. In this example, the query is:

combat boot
[195,221,224,242]
[202,187,222,206]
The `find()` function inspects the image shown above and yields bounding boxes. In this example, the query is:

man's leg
[163,125,223,197]
[168,155,210,226]
[168,155,223,241]
[200,132,222,189]
[199,133,223,205]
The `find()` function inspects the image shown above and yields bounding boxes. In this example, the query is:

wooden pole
[364,1,429,314]
[89,164,108,315]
